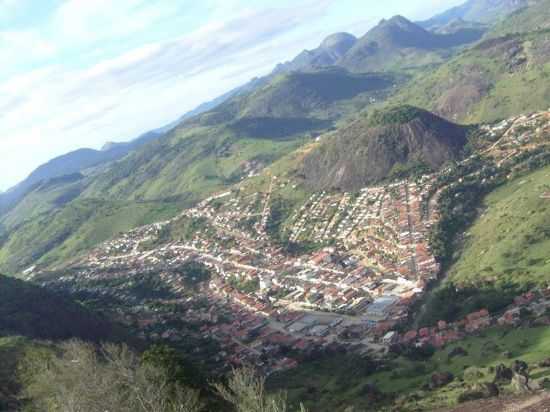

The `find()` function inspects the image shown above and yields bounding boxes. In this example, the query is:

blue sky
[0,0,464,191]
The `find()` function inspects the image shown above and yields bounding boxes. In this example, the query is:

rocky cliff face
[302,107,469,191]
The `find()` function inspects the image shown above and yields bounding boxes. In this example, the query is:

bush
[213,367,308,412]
[20,340,203,412]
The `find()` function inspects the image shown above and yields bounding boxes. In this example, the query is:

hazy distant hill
[0,80,267,217]
[274,32,358,73]
[337,15,485,72]
[487,0,550,36]
[418,0,530,29]
[0,129,165,216]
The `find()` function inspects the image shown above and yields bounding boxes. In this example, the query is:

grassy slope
[0,198,180,273]
[488,0,550,37]
[82,126,304,201]
[272,326,550,412]
[386,30,550,123]
[447,164,550,288]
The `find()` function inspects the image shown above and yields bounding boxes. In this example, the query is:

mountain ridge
[418,0,530,29]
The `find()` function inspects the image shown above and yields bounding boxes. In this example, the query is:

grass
[447,164,550,288]
[488,0,550,37]
[385,29,550,124]
[467,60,550,124]
[0,198,181,274]
[0,336,29,409]
[271,326,550,411]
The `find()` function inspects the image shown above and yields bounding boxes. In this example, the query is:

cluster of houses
[394,289,550,350]
[481,110,550,161]
[28,110,550,374]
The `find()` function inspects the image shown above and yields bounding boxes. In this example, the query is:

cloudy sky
[0,0,464,191]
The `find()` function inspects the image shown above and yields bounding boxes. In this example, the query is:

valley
[1,1,550,411]
[24,110,550,389]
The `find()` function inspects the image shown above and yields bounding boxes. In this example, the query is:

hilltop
[274,33,358,73]
[301,106,469,191]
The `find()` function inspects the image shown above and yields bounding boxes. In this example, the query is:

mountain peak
[376,14,426,34]
[386,15,413,25]
[319,32,357,52]
[274,32,357,73]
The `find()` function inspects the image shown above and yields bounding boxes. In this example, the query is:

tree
[212,367,307,412]
[142,344,204,388]
[20,340,203,412]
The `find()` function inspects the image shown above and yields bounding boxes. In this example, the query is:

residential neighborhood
[28,110,550,375]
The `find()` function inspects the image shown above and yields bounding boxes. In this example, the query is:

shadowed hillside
[0,274,124,342]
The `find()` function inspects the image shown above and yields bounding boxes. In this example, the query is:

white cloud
[0,30,57,65]
[0,0,461,190]
[0,0,337,190]
[52,0,182,46]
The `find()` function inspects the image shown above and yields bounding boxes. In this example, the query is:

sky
[0,0,465,191]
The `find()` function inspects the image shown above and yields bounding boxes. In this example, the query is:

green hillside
[0,198,179,273]
[488,0,550,37]
[388,29,550,123]
[271,325,550,411]
[447,164,550,288]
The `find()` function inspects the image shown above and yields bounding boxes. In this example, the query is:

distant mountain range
[418,0,530,29]
[0,79,263,214]
[0,128,164,214]
[275,15,486,73]
[0,0,525,211]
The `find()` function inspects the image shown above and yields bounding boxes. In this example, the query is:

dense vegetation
[3,340,307,412]
[0,275,123,342]
[367,105,430,127]
[448,164,550,288]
